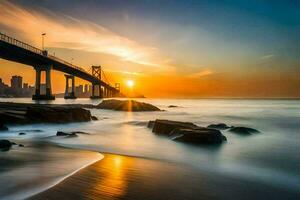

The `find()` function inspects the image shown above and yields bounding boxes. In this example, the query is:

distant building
[11,75,22,89]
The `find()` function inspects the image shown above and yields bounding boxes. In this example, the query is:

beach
[0,98,299,199]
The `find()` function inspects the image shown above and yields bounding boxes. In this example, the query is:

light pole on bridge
[41,33,46,50]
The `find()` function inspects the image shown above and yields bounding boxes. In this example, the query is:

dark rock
[0,140,13,149]
[56,131,77,137]
[96,99,161,112]
[168,105,178,108]
[207,123,231,130]
[0,123,8,131]
[171,128,227,144]
[18,144,24,147]
[11,142,17,145]
[91,116,98,121]
[26,106,91,123]
[19,132,26,135]
[71,131,90,135]
[147,120,155,128]
[150,119,226,145]
[229,127,260,135]
[152,120,198,135]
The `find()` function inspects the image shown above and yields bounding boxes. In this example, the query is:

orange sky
[0,0,299,98]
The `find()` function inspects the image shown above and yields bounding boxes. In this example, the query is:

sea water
[0,98,299,198]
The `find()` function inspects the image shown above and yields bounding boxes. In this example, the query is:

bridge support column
[32,65,55,100]
[64,75,76,99]
[90,84,103,99]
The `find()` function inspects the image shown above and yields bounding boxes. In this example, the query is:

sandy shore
[0,141,102,200]
[28,153,300,200]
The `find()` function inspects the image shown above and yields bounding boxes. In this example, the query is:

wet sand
[0,141,102,200]
[29,153,299,200]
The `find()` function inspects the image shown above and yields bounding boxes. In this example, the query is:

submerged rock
[168,105,178,108]
[150,119,226,144]
[147,120,155,129]
[152,120,198,135]
[19,132,26,135]
[91,116,98,121]
[18,144,25,147]
[171,128,227,144]
[207,123,231,130]
[96,99,161,112]
[56,131,77,137]
[0,124,8,131]
[229,127,260,135]
[0,139,13,149]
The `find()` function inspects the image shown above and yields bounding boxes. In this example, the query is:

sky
[0,0,299,97]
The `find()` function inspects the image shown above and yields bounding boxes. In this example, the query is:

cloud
[188,69,213,78]
[0,0,166,68]
[260,54,275,60]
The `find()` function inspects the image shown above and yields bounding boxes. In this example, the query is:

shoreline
[29,152,300,200]
[0,141,103,200]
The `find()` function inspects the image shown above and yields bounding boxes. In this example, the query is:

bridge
[0,32,121,100]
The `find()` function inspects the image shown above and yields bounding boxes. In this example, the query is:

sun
[126,80,134,88]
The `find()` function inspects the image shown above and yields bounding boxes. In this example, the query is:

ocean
[0,98,299,199]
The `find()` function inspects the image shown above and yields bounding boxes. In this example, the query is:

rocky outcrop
[56,131,90,137]
[171,128,227,144]
[207,123,231,130]
[91,116,98,121]
[0,102,92,124]
[229,127,260,135]
[19,132,26,135]
[0,123,8,131]
[152,120,198,135]
[26,107,91,123]
[0,139,13,149]
[95,99,161,112]
[149,119,227,144]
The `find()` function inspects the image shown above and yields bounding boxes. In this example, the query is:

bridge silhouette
[0,32,121,100]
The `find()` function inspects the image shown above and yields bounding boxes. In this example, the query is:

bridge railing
[0,32,44,55]
[47,55,87,73]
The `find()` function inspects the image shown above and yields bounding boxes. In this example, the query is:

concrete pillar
[46,67,51,96]
[35,68,41,96]
[64,75,76,99]
[32,65,55,100]
[65,76,69,96]
[99,85,103,98]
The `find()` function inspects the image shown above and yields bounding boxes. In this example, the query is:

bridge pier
[64,75,76,99]
[32,65,55,100]
[90,84,103,99]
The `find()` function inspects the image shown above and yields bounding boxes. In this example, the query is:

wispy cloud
[0,1,165,68]
[188,69,213,78]
[260,54,275,60]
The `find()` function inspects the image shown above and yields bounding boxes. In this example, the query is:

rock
[91,116,98,121]
[150,119,226,144]
[152,120,198,135]
[229,127,260,135]
[207,123,231,130]
[18,144,24,147]
[19,132,26,135]
[0,139,13,149]
[26,106,91,123]
[96,99,161,112]
[56,131,77,137]
[0,123,8,131]
[171,128,227,144]
[168,105,178,108]
[71,131,90,135]
[147,120,155,128]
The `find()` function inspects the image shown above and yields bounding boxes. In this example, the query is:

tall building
[11,76,22,89]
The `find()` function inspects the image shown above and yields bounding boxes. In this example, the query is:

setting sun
[126,80,134,88]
